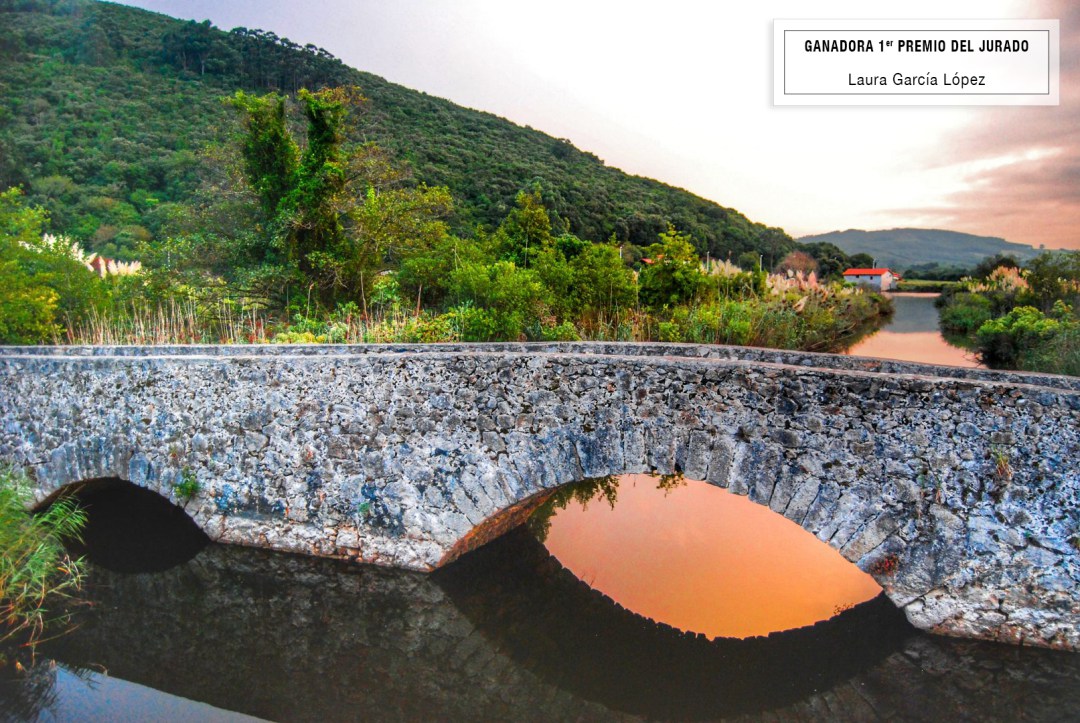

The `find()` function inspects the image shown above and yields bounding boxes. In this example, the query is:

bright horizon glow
[115,1,1078,250]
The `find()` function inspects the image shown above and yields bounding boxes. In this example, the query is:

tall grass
[57,289,889,352]
[0,468,86,665]
[64,299,268,345]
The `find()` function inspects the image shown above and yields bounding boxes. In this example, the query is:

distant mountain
[798,229,1043,270]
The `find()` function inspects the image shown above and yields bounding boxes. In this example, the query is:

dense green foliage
[974,303,1079,374]
[0,188,108,342]
[936,252,1080,375]
[639,226,711,308]
[0,468,86,663]
[0,0,890,351]
[939,293,993,335]
[0,0,794,263]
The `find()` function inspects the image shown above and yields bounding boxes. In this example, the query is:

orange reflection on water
[540,474,882,640]
[846,330,981,367]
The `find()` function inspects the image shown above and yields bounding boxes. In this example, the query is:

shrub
[939,293,993,335]
[446,303,499,342]
[638,226,710,309]
[1021,324,1080,377]
[532,320,581,342]
[0,468,86,662]
[975,305,1070,368]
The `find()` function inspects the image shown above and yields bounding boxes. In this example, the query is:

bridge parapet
[0,343,1077,649]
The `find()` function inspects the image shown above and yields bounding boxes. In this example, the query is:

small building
[842,268,896,291]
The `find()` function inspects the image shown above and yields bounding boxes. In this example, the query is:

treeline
[0,0,797,268]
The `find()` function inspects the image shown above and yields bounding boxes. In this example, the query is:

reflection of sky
[876,294,947,334]
[44,665,261,722]
[543,475,882,640]
[846,293,982,367]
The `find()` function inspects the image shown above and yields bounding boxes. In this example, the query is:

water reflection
[845,293,981,367]
[0,538,1074,721]
[534,474,882,639]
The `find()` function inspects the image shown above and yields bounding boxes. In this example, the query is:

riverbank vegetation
[937,253,1080,376]
[0,469,86,669]
[0,81,889,351]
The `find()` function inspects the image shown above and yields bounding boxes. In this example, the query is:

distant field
[895,280,960,293]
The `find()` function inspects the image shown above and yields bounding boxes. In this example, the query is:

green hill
[0,0,793,262]
[798,228,1042,271]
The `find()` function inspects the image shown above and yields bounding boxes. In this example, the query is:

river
[844,292,981,367]
[3,469,1079,721]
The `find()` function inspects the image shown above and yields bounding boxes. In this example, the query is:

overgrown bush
[975,303,1078,369]
[0,468,86,664]
[939,292,993,334]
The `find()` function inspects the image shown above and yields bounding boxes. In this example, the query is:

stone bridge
[0,343,1077,650]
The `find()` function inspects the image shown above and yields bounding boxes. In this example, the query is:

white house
[842,268,897,291]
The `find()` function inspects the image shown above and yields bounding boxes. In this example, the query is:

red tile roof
[843,268,892,276]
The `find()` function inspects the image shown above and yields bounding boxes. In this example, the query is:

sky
[115,1,1078,251]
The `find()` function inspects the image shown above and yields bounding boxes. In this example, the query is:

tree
[280,87,351,281]
[1024,251,1080,312]
[972,253,1020,280]
[570,243,637,315]
[227,87,453,307]
[227,91,299,221]
[163,20,216,75]
[798,241,851,280]
[639,225,708,309]
[773,250,818,276]
[849,253,875,269]
[0,188,105,342]
[1,189,60,342]
[495,189,554,268]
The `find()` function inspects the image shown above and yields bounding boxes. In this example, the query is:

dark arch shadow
[39,477,209,574]
[434,525,915,721]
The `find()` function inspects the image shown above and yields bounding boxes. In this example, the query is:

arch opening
[39,478,209,574]
[435,524,913,720]
[450,473,888,640]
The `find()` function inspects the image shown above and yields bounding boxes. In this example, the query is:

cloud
[893,1,1080,250]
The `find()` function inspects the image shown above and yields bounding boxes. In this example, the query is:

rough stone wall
[0,343,1077,650]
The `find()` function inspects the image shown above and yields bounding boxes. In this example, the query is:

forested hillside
[0,0,793,262]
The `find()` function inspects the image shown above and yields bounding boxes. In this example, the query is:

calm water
[3,479,1079,721]
[845,293,981,367]
[540,474,881,639]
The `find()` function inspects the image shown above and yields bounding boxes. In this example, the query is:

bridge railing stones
[0,343,1076,651]
[3,341,1079,392]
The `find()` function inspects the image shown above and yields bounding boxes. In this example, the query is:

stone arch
[435,423,905,601]
[1,343,1077,649]
[33,474,209,573]
[26,436,214,535]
